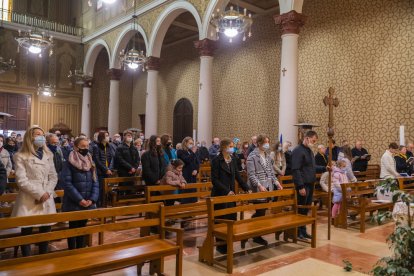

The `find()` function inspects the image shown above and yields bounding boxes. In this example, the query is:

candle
[400,125,405,146]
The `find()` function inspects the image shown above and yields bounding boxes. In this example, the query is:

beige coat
[11,151,58,223]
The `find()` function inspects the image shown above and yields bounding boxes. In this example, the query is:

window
[0,0,11,21]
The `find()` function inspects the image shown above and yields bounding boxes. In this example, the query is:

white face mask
[140,135,145,140]
[262,143,270,150]
[0,142,3,148]
[126,137,133,143]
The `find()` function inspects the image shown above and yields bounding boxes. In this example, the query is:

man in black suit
[352,140,370,172]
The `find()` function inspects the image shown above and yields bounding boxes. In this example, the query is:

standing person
[247,134,282,246]
[380,143,400,179]
[161,134,177,165]
[11,126,58,256]
[247,135,258,156]
[325,139,341,161]
[114,130,140,177]
[331,160,350,220]
[196,141,210,163]
[62,137,99,249]
[4,137,18,171]
[134,138,144,157]
[283,141,293,176]
[208,138,220,160]
[112,133,122,148]
[16,133,23,149]
[46,134,65,189]
[177,137,200,204]
[0,161,7,196]
[0,135,13,176]
[211,138,250,254]
[292,130,318,239]
[351,140,370,172]
[338,146,357,182]
[270,141,286,176]
[315,145,328,171]
[141,135,167,186]
[92,131,115,206]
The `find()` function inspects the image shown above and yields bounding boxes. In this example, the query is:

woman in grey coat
[246,134,282,245]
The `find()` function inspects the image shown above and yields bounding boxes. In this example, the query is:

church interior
[0,0,413,275]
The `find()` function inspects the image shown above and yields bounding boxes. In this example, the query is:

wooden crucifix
[323,87,339,240]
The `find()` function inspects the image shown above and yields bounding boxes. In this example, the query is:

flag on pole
[279,134,283,144]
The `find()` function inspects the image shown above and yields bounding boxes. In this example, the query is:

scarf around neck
[68,150,97,181]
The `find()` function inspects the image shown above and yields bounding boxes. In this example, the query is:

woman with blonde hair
[11,126,58,256]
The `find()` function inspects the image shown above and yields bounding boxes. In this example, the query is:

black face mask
[166,142,172,148]
[79,148,89,156]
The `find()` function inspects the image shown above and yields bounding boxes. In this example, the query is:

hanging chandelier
[119,0,147,71]
[0,57,16,74]
[210,6,253,43]
[37,83,56,97]
[15,29,54,58]
[68,69,93,85]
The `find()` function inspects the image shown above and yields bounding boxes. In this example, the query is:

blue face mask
[227,147,234,154]
[262,143,270,150]
[34,136,46,147]
[48,144,58,152]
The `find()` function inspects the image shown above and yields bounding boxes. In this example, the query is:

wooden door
[0,92,31,131]
[173,98,193,145]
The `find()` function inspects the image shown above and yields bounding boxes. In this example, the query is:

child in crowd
[162,159,186,189]
[331,160,349,219]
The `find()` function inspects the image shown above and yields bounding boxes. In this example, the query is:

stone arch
[84,39,111,76]
[201,0,229,39]
[110,23,149,69]
[148,1,202,57]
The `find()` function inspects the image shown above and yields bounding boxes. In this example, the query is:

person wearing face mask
[380,142,400,179]
[247,135,258,156]
[0,135,13,176]
[114,130,140,178]
[4,137,18,171]
[211,138,250,254]
[292,130,318,240]
[46,133,65,189]
[112,133,122,148]
[270,141,286,176]
[160,134,177,165]
[16,133,23,149]
[141,135,167,186]
[196,141,210,163]
[62,137,99,249]
[208,137,221,160]
[177,137,200,205]
[331,160,349,220]
[92,131,115,206]
[11,126,58,256]
[247,134,282,246]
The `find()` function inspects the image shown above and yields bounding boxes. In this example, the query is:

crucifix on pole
[323,87,339,240]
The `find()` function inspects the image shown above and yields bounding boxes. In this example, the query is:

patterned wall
[154,0,414,163]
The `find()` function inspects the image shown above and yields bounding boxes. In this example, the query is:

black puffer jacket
[114,142,140,177]
[92,143,115,176]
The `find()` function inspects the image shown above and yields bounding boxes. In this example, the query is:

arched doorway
[173,98,193,145]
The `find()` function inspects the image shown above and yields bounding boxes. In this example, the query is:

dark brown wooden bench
[337,181,394,232]
[0,203,183,276]
[199,189,317,273]
[353,164,380,181]
[103,176,145,208]
[397,176,414,191]
[145,182,212,222]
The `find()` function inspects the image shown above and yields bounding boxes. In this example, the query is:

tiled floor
[1,212,394,276]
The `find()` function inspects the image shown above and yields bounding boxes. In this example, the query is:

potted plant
[371,178,414,275]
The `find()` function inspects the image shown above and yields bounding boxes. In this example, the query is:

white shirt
[380,150,400,179]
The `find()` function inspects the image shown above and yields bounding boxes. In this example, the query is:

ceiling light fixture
[211,6,253,43]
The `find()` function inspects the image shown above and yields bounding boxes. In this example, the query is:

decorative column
[275,8,306,145]
[194,39,217,146]
[107,68,123,136]
[81,79,93,137]
[144,56,160,138]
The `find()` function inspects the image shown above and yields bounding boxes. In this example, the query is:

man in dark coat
[292,130,318,240]
[114,130,140,177]
[196,141,210,163]
[351,140,370,172]
[46,134,65,189]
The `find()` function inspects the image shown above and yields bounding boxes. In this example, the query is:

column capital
[146,56,161,71]
[82,79,94,88]
[106,68,123,80]
[274,10,306,35]
[194,39,217,57]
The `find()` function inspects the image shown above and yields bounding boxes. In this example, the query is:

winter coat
[246,148,279,192]
[163,148,177,165]
[177,149,200,183]
[92,142,115,176]
[332,167,350,203]
[291,144,316,190]
[141,150,166,186]
[162,168,186,187]
[61,161,99,212]
[114,142,140,177]
[11,151,58,225]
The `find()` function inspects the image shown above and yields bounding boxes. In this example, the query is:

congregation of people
[1,126,413,257]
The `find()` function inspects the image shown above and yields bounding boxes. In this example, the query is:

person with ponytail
[11,126,58,256]
[62,137,99,249]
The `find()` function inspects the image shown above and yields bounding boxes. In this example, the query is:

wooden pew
[197,166,211,183]
[0,203,183,276]
[337,181,394,233]
[199,190,317,274]
[397,177,414,191]
[103,176,145,208]
[145,182,213,224]
[354,164,380,181]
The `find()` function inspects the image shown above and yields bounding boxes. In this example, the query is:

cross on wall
[282,68,287,77]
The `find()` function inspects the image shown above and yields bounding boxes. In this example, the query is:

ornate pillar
[81,79,93,137]
[107,68,123,136]
[194,39,217,146]
[145,57,160,138]
[275,7,306,145]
